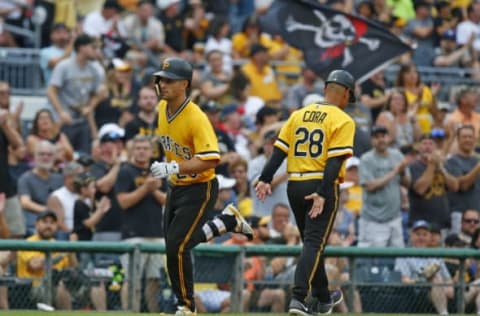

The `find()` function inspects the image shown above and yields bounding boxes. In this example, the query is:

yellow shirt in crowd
[17,235,71,282]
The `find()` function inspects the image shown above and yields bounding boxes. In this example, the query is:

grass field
[0,312,449,316]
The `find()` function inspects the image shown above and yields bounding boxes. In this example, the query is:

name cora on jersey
[158,135,192,160]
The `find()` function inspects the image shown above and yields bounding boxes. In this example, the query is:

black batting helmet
[325,69,356,102]
[153,57,193,81]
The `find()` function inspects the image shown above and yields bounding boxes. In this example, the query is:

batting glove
[151,161,179,179]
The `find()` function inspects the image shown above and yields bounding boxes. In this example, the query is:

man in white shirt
[456,2,480,52]
[83,0,127,38]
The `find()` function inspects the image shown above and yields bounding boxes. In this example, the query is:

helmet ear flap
[154,77,161,97]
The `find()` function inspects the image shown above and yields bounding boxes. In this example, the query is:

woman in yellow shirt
[395,63,439,134]
[232,15,273,59]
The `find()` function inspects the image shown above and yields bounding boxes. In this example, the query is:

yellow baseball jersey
[275,103,355,182]
[17,235,71,284]
[156,99,220,186]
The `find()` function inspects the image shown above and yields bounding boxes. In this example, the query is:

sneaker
[313,289,344,315]
[289,297,313,316]
[222,204,254,240]
[175,306,196,315]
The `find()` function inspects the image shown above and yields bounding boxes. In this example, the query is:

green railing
[1,240,480,313]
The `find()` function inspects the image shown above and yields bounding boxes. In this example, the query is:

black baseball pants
[164,178,218,311]
[287,179,339,303]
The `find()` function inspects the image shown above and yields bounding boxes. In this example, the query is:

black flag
[260,0,412,82]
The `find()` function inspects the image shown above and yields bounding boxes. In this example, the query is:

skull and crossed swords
[285,10,380,66]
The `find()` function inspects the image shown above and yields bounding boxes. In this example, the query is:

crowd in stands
[1,0,480,313]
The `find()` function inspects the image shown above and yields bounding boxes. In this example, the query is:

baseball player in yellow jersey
[255,69,356,316]
[149,57,253,316]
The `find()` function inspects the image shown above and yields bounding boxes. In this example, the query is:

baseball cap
[73,172,96,191]
[98,123,125,143]
[370,125,388,136]
[63,161,84,176]
[217,174,236,190]
[437,102,451,112]
[220,104,240,120]
[112,58,131,72]
[444,234,468,247]
[411,220,431,231]
[157,0,180,10]
[345,156,360,169]
[441,29,456,41]
[263,130,277,143]
[37,210,58,222]
[429,223,441,234]
[200,100,220,113]
[52,23,69,31]
[302,93,325,107]
[247,215,271,229]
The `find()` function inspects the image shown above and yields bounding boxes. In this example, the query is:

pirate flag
[260,0,411,82]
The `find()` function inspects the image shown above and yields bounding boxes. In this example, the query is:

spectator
[123,0,165,52]
[344,156,362,219]
[445,89,480,151]
[249,131,289,217]
[443,233,480,314]
[285,67,324,113]
[47,34,105,155]
[204,16,233,74]
[268,202,293,241]
[334,182,356,246]
[375,89,421,148]
[250,106,282,148]
[408,134,459,231]
[47,161,84,240]
[200,101,240,177]
[227,70,265,126]
[459,209,480,245]
[89,124,125,264]
[17,210,78,310]
[433,1,457,47]
[0,81,23,134]
[358,125,410,247]
[232,15,273,59]
[229,159,251,214]
[40,23,73,85]
[72,172,110,266]
[240,44,282,103]
[82,0,127,39]
[18,140,63,236]
[124,86,164,162]
[360,69,390,123]
[116,136,166,312]
[0,104,25,238]
[157,0,185,55]
[220,104,251,160]
[394,220,454,315]
[200,50,232,105]
[405,1,435,66]
[395,63,438,134]
[26,109,74,169]
[433,30,473,68]
[95,58,138,128]
[445,125,480,226]
[456,2,480,53]
[242,216,286,313]
[183,0,209,50]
